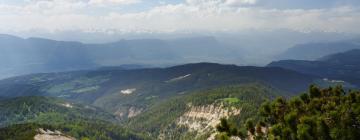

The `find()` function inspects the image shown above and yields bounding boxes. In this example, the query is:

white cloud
[186,0,257,6]
[88,0,142,5]
[225,0,257,6]
[0,0,359,34]
[24,0,141,8]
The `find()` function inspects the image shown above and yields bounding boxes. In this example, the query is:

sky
[1,0,360,36]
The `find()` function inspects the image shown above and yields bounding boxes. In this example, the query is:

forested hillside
[0,63,317,122]
[0,96,115,127]
[127,83,280,139]
[269,49,360,87]
[0,63,356,140]
[217,85,360,140]
[0,96,149,140]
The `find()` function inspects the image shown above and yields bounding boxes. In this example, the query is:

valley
[0,54,359,139]
[0,63,316,120]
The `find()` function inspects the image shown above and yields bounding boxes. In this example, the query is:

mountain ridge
[0,34,235,79]
[277,39,360,60]
[269,49,360,87]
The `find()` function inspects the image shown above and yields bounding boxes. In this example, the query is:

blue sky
[4,0,359,9]
[254,0,360,9]
[0,0,360,35]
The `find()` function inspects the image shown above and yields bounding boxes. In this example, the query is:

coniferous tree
[217,85,360,140]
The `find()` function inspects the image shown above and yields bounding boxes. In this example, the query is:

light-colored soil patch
[166,74,191,83]
[121,88,137,95]
[34,134,76,140]
[34,128,76,140]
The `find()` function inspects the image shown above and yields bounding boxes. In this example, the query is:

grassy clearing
[222,98,240,104]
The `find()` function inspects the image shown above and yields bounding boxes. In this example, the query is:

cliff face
[127,107,144,118]
[114,106,143,119]
[176,104,241,139]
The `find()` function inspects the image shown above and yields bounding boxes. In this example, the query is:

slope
[0,63,317,120]
[0,34,233,79]
[0,96,149,140]
[277,39,360,60]
[269,49,360,87]
[126,83,280,140]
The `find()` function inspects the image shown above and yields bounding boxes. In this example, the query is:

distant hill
[0,34,234,79]
[0,34,95,79]
[0,96,148,140]
[97,64,155,71]
[0,63,317,121]
[318,49,360,64]
[277,39,360,60]
[269,49,360,87]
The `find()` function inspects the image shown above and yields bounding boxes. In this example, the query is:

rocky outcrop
[128,107,143,118]
[176,104,241,138]
[114,106,143,119]
[34,128,76,140]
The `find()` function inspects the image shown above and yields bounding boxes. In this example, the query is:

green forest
[0,96,149,140]
[216,85,360,140]
[127,83,278,139]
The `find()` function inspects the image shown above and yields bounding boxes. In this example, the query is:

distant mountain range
[2,33,360,79]
[269,49,360,87]
[0,34,235,79]
[277,39,360,60]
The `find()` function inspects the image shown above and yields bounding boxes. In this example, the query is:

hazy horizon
[1,0,360,77]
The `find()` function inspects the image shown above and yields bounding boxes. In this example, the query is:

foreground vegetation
[0,96,149,140]
[217,85,360,140]
[0,122,149,140]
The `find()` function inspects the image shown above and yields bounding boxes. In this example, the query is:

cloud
[185,0,257,7]
[224,0,257,6]
[88,0,142,5]
[25,0,142,7]
[0,0,360,34]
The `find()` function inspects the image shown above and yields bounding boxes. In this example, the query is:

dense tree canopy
[217,85,360,140]
[0,97,149,140]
